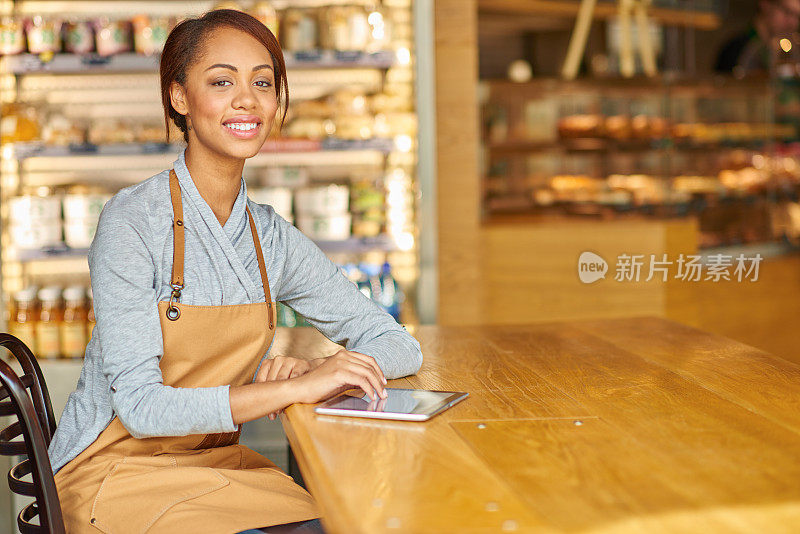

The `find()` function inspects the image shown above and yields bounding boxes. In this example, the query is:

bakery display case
[0,0,426,353]
[481,77,800,249]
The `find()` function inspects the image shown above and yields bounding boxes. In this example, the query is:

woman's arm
[268,209,423,379]
[92,189,237,438]
[230,349,387,424]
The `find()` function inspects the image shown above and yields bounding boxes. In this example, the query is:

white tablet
[314,388,469,421]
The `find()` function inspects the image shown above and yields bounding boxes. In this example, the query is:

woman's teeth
[225,123,258,131]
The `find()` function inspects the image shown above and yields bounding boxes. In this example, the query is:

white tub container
[10,220,63,249]
[63,193,111,221]
[249,187,293,221]
[64,217,98,248]
[9,196,62,223]
[296,213,351,240]
[295,184,349,216]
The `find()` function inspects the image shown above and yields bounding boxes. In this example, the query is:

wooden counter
[277,320,800,533]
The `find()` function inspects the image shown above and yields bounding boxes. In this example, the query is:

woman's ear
[169,81,188,116]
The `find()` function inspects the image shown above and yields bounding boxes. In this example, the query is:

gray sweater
[48,149,423,473]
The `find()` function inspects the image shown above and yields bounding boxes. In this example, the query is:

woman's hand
[293,349,388,405]
[256,355,324,383]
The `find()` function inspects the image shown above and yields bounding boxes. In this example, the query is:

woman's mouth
[222,117,262,139]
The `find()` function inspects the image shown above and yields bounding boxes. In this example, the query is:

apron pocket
[89,458,230,533]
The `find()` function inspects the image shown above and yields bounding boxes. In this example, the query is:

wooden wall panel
[435,0,484,325]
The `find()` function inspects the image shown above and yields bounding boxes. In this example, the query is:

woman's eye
[211,80,232,87]
[255,80,274,88]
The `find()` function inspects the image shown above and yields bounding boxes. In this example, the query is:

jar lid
[37,286,62,302]
[14,286,38,302]
[63,285,86,302]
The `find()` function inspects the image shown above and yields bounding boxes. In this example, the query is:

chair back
[0,333,64,534]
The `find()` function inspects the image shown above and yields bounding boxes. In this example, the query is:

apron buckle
[166,285,183,321]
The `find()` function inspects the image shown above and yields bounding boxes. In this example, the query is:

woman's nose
[231,84,257,109]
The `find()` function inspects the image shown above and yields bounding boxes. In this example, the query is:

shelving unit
[480,76,800,250]
[0,0,427,335]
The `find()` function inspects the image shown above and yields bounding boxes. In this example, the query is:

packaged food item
[346,6,371,51]
[0,103,41,144]
[42,114,87,146]
[63,188,111,220]
[88,118,136,144]
[260,166,309,188]
[9,194,62,221]
[94,18,132,56]
[63,19,94,54]
[64,218,97,248]
[296,213,351,240]
[248,187,293,220]
[61,286,87,359]
[295,184,349,215]
[281,9,317,52]
[25,16,62,54]
[132,15,170,55]
[36,286,62,359]
[8,287,38,351]
[319,6,350,50]
[86,287,96,341]
[0,16,26,55]
[9,191,63,249]
[252,2,279,39]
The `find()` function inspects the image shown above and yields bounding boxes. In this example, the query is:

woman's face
[170,26,278,160]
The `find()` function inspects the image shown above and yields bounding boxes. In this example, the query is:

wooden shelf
[478,0,722,31]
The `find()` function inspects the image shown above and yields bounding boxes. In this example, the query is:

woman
[47,9,423,534]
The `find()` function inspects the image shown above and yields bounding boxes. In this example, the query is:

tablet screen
[315,388,468,421]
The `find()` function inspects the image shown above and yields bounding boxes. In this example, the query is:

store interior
[1,0,800,529]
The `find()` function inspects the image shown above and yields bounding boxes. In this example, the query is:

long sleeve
[271,210,423,379]
[90,190,236,438]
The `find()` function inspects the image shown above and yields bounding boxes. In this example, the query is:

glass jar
[36,286,62,359]
[8,287,39,352]
[61,286,87,359]
[252,2,279,40]
[0,16,25,55]
[25,15,62,54]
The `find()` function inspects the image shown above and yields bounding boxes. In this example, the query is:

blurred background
[1,0,800,529]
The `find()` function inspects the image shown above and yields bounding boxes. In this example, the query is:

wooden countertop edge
[281,404,350,534]
[282,376,417,534]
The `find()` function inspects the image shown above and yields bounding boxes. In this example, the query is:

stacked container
[294,184,351,240]
[62,187,111,248]
[8,193,63,249]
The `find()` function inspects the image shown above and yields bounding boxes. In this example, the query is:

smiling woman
[47,8,422,534]
[160,9,289,148]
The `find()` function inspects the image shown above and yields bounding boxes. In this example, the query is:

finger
[256,361,273,382]
[345,361,386,400]
[349,372,378,401]
[276,363,294,381]
[348,352,387,385]
[267,360,285,382]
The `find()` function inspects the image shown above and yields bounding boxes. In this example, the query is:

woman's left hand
[256,356,327,420]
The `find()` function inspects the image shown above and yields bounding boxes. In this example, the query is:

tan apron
[54,170,319,533]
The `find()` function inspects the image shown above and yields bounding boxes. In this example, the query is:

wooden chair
[0,333,64,534]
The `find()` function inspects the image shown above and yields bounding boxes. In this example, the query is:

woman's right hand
[293,349,388,405]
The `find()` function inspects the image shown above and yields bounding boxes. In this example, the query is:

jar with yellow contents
[36,286,62,359]
[8,287,39,352]
[61,286,88,360]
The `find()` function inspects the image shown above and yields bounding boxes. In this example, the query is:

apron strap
[167,168,274,330]
[246,207,274,330]
[168,169,185,290]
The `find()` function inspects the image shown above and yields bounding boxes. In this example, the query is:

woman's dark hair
[159,9,289,143]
